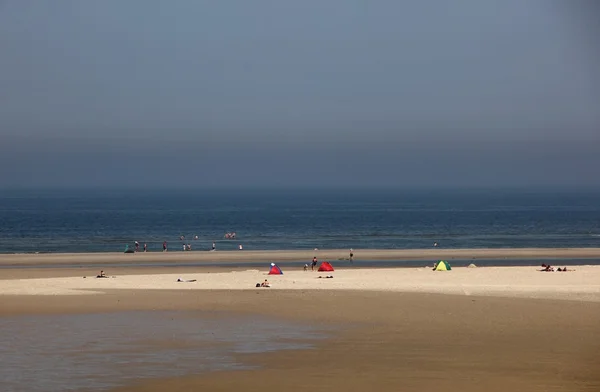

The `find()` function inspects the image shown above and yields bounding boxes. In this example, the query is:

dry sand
[1,247,599,266]
[1,265,599,302]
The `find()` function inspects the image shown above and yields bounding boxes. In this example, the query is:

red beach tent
[268,263,284,275]
[318,261,334,272]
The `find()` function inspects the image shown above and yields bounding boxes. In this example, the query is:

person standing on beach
[311,257,318,271]
[349,248,354,262]
[212,242,216,251]
[135,241,139,252]
[143,243,147,252]
[163,241,167,252]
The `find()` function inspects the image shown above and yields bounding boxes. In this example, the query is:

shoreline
[1,247,599,267]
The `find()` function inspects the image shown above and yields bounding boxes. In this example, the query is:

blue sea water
[0,189,599,254]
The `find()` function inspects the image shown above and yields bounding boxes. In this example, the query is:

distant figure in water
[180,235,185,241]
[194,235,199,240]
[433,242,438,247]
[239,244,243,250]
[349,248,354,261]
[212,242,216,251]
[163,241,167,252]
[182,244,186,252]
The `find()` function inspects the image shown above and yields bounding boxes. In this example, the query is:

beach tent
[433,260,451,271]
[318,261,334,272]
[268,263,283,275]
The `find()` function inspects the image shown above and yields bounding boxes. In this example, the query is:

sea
[0,189,599,254]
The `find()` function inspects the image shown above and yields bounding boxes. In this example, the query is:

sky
[0,0,599,189]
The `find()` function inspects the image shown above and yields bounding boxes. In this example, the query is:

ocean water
[0,311,328,392]
[0,189,599,253]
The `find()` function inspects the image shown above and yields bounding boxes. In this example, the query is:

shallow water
[0,311,328,392]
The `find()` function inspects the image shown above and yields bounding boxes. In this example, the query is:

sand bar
[1,247,600,266]
[2,265,599,302]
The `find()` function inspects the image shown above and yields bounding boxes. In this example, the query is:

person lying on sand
[540,264,554,272]
[177,278,197,282]
[318,275,334,279]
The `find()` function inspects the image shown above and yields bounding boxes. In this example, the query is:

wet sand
[1,247,599,267]
[2,290,599,392]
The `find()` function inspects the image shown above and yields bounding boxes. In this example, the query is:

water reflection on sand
[0,311,327,392]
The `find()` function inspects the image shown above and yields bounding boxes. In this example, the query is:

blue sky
[1,1,598,188]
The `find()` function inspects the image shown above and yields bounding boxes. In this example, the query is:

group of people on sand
[256,279,270,287]
[132,241,147,252]
[540,264,571,272]
[304,257,320,271]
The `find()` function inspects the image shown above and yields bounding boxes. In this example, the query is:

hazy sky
[1,0,599,189]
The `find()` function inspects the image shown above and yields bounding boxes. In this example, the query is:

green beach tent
[433,260,451,271]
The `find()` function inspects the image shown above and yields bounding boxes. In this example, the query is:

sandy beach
[1,265,599,302]
[2,264,599,392]
[1,247,600,267]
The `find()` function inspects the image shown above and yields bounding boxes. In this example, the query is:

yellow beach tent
[433,260,451,271]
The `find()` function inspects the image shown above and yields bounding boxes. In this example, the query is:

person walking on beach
[135,241,139,252]
[163,241,168,252]
[143,243,147,252]
[349,248,354,262]
[212,242,216,251]
[311,257,318,271]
